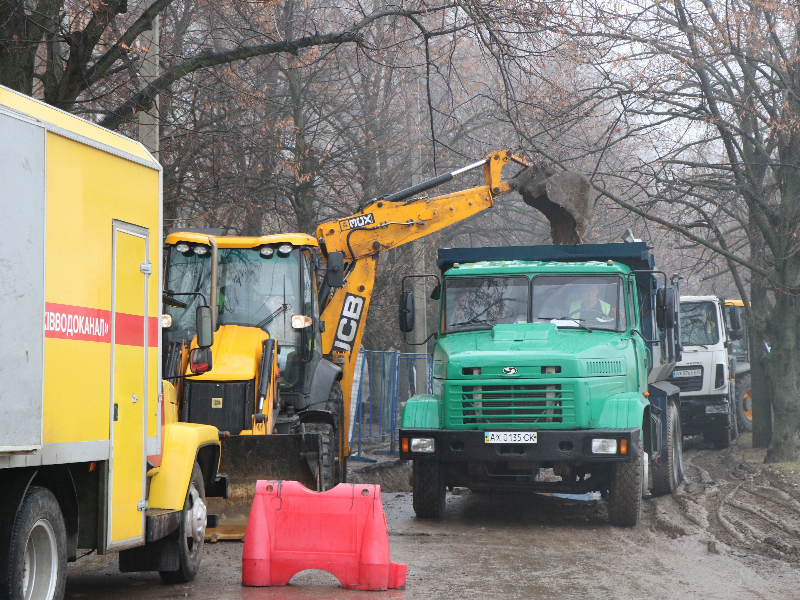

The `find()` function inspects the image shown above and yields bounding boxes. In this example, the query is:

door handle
[132,394,138,403]
[113,403,119,421]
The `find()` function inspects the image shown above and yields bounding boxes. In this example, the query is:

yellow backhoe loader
[162,150,596,538]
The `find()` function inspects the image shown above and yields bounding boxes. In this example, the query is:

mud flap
[205,433,322,540]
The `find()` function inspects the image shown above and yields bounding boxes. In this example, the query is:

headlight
[194,245,209,255]
[162,314,172,328]
[410,438,435,453]
[705,405,729,414]
[591,438,618,454]
[278,243,293,255]
[260,246,274,257]
[176,242,190,253]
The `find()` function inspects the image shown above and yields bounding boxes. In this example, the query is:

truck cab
[668,296,736,448]
[399,243,683,526]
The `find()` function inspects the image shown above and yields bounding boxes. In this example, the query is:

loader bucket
[511,163,597,245]
[206,433,322,540]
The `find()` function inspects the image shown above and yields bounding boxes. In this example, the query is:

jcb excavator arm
[316,149,528,456]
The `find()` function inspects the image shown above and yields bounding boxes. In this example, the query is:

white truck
[668,296,737,448]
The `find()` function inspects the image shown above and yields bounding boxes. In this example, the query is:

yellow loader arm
[316,149,529,457]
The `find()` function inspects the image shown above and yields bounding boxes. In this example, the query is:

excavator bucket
[206,433,322,540]
[511,163,597,245]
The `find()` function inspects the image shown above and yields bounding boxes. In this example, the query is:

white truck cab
[668,295,736,448]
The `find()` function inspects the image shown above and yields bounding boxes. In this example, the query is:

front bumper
[398,428,639,464]
[681,395,730,436]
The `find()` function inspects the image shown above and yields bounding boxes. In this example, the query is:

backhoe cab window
[165,245,302,387]
[532,275,626,332]
[680,302,719,346]
[444,277,528,332]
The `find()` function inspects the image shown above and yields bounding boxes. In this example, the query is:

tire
[305,381,343,490]
[736,373,752,432]
[5,486,67,600]
[412,460,446,519]
[608,445,643,527]
[651,402,684,496]
[706,425,731,450]
[160,462,206,584]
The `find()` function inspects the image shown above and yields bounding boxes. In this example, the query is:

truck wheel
[6,486,67,600]
[160,462,206,584]
[608,446,642,527]
[306,381,343,490]
[651,402,684,495]
[706,425,731,450]
[412,460,446,519]
[736,374,752,432]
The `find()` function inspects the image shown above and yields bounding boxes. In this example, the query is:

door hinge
[137,500,148,511]
[140,262,152,275]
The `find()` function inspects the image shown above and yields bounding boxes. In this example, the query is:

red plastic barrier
[241,481,407,591]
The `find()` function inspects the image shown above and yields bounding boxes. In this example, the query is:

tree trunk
[763,292,800,462]
[750,275,772,448]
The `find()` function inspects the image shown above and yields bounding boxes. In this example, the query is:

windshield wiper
[539,316,593,332]
[257,304,291,329]
[450,317,493,330]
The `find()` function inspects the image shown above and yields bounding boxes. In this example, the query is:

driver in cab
[569,284,612,321]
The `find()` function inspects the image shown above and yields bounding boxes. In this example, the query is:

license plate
[484,431,538,444]
[672,368,701,378]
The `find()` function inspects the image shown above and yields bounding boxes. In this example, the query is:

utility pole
[410,85,428,395]
[138,3,160,158]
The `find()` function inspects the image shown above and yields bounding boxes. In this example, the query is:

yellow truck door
[108,221,151,549]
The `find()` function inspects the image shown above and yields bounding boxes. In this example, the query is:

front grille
[667,367,704,392]
[184,379,255,432]
[448,382,576,427]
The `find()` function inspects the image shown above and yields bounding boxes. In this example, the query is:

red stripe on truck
[45,302,158,347]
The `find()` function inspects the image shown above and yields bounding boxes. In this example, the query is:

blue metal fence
[349,350,432,460]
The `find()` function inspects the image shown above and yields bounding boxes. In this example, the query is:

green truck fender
[401,395,441,429]
[592,393,650,430]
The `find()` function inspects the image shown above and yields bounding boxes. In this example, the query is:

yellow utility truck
[0,85,226,600]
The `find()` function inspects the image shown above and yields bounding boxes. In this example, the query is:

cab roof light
[278,243,293,255]
[176,242,190,253]
[194,245,209,256]
[260,246,275,257]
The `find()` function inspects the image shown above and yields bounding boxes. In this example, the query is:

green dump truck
[398,242,683,526]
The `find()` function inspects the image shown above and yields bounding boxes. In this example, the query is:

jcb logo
[339,213,375,231]
[333,294,365,353]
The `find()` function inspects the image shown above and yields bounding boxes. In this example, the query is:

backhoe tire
[651,402,684,496]
[305,381,344,491]
[160,462,206,584]
[6,486,67,600]
[608,446,643,527]
[736,373,753,433]
[412,460,446,519]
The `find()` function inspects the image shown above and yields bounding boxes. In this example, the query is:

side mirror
[729,307,741,330]
[189,347,212,375]
[429,282,441,301]
[326,252,345,288]
[730,328,743,341]
[196,305,214,348]
[656,287,675,329]
[399,291,415,333]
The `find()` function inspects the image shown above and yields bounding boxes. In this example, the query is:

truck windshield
[531,275,627,332]
[165,246,302,387]
[680,302,719,346]
[444,277,528,332]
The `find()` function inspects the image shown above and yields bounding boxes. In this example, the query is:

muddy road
[67,438,800,599]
